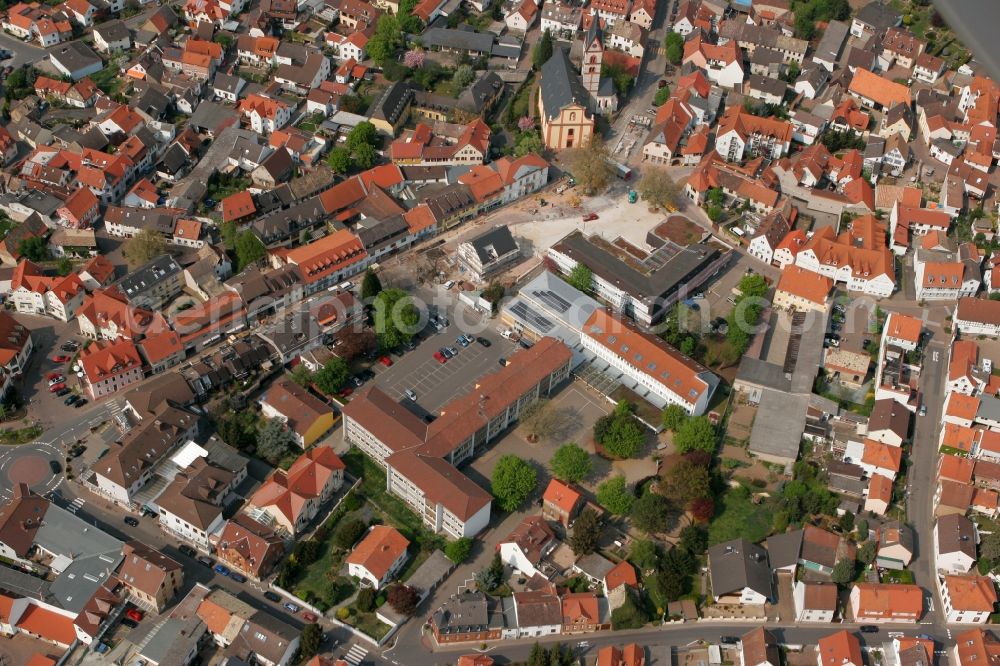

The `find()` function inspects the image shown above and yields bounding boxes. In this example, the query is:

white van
[338,281,354,291]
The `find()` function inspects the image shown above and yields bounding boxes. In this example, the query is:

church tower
[581,20,604,104]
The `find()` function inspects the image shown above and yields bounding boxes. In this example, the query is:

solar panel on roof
[531,289,572,313]
[509,301,554,331]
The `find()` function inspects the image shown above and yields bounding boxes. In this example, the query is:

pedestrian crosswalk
[67,497,85,514]
[343,644,368,666]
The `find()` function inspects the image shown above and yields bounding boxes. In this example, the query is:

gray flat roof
[748,389,808,465]
[406,550,453,600]
[551,230,722,306]
[813,20,849,62]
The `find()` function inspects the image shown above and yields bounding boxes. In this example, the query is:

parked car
[283,602,301,613]
[302,612,319,623]
[124,516,139,527]
[229,572,247,583]
[446,346,458,357]
[48,383,66,393]
[582,213,599,221]
[196,555,214,567]
[125,608,144,622]
[121,618,139,629]
[52,355,71,363]
[47,372,63,380]
[61,341,79,351]
[214,564,231,576]
[264,591,282,603]
[74,399,87,408]
[338,387,353,398]
[59,391,73,401]
[919,404,927,417]
[439,347,453,359]
[443,280,455,290]
[859,625,879,634]
[720,636,739,644]
[433,351,447,363]
[477,337,491,347]
[178,544,197,558]
[405,389,417,401]
[48,376,64,386]
[49,460,61,473]
[498,357,508,366]
[456,335,470,347]
[351,376,363,387]
[378,355,393,367]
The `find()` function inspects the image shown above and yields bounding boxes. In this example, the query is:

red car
[378,355,393,367]
[338,387,353,397]
[433,351,447,363]
[301,611,319,623]
[582,213,599,221]
[48,383,66,393]
[52,355,71,363]
[47,372,62,380]
[125,608,144,622]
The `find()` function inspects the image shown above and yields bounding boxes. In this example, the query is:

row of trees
[726,273,769,357]
[328,121,381,174]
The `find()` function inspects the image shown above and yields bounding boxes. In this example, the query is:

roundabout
[0,441,63,502]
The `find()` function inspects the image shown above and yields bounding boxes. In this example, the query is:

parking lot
[9,314,91,424]
[370,304,521,414]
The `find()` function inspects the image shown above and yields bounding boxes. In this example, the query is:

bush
[445,537,473,564]
[336,607,351,619]
[356,587,377,612]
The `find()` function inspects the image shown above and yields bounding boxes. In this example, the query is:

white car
[443,280,455,290]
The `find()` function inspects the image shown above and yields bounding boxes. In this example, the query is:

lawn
[297,112,325,133]
[881,568,915,584]
[342,449,446,553]
[707,484,774,546]
[90,65,125,99]
[343,610,392,641]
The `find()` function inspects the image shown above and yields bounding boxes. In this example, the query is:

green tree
[220,219,238,249]
[122,228,166,267]
[299,623,323,661]
[566,264,593,292]
[532,29,553,69]
[334,517,368,549]
[568,508,602,555]
[662,404,687,432]
[373,288,420,349]
[235,230,266,270]
[346,121,378,152]
[595,403,645,458]
[361,269,383,300]
[664,31,684,64]
[352,143,377,169]
[629,539,660,570]
[858,540,877,566]
[638,166,683,210]
[601,61,634,96]
[830,557,856,585]
[288,364,313,387]
[56,257,72,276]
[678,524,708,555]
[356,586,377,612]
[367,15,402,66]
[445,537,473,564]
[519,398,561,441]
[528,643,547,666]
[660,458,712,504]
[314,357,350,394]
[856,518,869,540]
[610,589,647,629]
[550,443,592,483]
[706,187,724,206]
[477,552,505,591]
[327,146,352,173]
[213,32,234,50]
[255,417,296,465]
[673,416,717,454]
[653,85,671,106]
[452,64,475,89]
[566,136,612,195]
[838,511,855,533]
[597,476,634,515]
[491,454,537,512]
[631,490,673,534]
[515,130,545,157]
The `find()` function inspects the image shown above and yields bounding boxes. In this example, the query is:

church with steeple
[536,20,618,150]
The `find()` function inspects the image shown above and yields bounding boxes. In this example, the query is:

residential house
[849,583,923,623]
[707,538,772,604]
[117,540,183,613]
[541,479,583,527]
[246,446,345,535]
[346,525,410,589]
[498,515,557,579]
